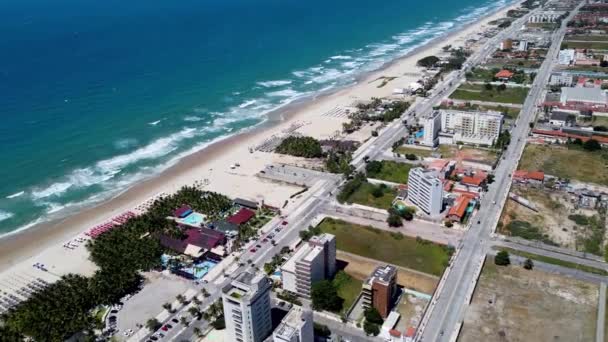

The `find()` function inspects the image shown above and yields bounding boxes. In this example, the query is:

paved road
[598,283,606,342]
[418,3,584,341]
[313,313,379,342]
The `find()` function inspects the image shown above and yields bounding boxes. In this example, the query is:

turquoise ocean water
[0,0,515,235]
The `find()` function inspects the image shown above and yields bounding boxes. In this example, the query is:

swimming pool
[182,260,218,279]
[180,212,206,226]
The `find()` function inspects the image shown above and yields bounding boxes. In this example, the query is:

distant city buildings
[407,168,443,216]
[421,111,442,147]
[528,10,565,23]
[500,38,513,50]
[272,306,314,342]
[549,73,574,86]
[361,265,398,319]
[281,233,336,298]
[222,272,273,342]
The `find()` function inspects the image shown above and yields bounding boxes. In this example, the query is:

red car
[262,238,268,243]
[249,248,256,253]
[161,325,169,331]
[281,221,288,226]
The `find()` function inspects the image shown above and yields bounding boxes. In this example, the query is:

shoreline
[0,0,522,274]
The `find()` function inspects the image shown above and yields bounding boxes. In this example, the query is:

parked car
[281,221,288,226]
[171,318,179,323]
[250,248,256,253]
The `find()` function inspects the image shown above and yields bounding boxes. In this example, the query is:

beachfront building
[281,233,336,298]
[361,265,398,319]
[159,227,225,258]
[272,306,314,342]
[421,111,442,147]
[499,38,513,50]
[407,168,443,216]
[440,109,503,146]
[222,272,272,342]
[518,40,529,52]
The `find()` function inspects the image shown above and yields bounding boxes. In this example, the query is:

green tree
[193,327,203,337]
[372,186,384,198]
[162,302,173,312]
[201,288,210,298]
[364,321,380,336]
[495,251,511,266]
[484,83,493,91]
[417,55,440,68]
[311,280,343,312]
[176,294,186,304]
[275,136,323,158]
[523,258,534,270]
[364,307,384,325]
[146,318,161,332]
[583,139,601,152]
[314,323,331,337]
[365,160,383,174]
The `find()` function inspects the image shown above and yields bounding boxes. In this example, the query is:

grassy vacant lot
[592,115,608,128]
[318,218,451,276]
[519,144,608,186]
[332,271,363,314]
[562,41,608,50]
[460,259,598,342]
[366,160,412,184]
[566,35,608,42]
[394,146,434,158]
[495,247,608,276]
[450,83,529,104]
[346,182,397,210]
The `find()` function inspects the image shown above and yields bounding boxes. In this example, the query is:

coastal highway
[418,4,583,341]
[148,3,564,342]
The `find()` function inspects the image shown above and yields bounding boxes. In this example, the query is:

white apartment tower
[272,307,314,342]
[440,109,503,145]
[407,167,443,216]
[222,272,272,342]
[281,233,336,298]
[421,111,442,147]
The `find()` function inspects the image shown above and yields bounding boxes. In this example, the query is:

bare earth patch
[460,260,599,342]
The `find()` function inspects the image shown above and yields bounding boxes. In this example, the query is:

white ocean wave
[114,138,138,149]
[148,119,164,126]
[31,182,73,200]
[183,115,204,122]
[329,55,352,60]
[6,191,25,199]
[266,88,302,97]
[257,80,292,88]
[238,100,257,108]
[0,210,13,222]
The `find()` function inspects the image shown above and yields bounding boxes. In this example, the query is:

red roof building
[448,196,472,222]
[389,329,402,338]
[532,129,608,145]
[461,175,485,187]
[513,170,544,184]
[174,205,193,218]
[159,228,225,256]
[227,208,255,225]
[405,327,416,338]
[495,69,514,79]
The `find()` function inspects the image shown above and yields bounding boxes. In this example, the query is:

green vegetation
[314,323,332,338]
[363,307,383,336]
[574,215,606,256]
[495,247,608,276]
[325,151,354,175]
[311,280,343,312]
[333,271,363,314]
[336,173,397,209]
[568,214,590,226]
[504,220,557,245]
[466,67,531,84]
[565,35,608,42]
[519,144,608,186]
[417,55,440,68]
[450,83,529,104]
[494,250,511,266]
[317,218,452,276]
[275,136,323,158]
[562,41,608,50]
[276,291,303,306]
[1,187,233,340]
[365,160,413,184]
[394,146,434,158]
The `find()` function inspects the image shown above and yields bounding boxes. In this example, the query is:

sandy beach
[0,0,521,283]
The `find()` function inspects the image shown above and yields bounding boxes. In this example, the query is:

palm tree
[188,306,200,318]
[201,288,210,298]
[176,294,186,304]
[180,317,189,326]
[193,327,203,338]
[146,318,160,332]
[192,296,202,305]
[162,302,172,312]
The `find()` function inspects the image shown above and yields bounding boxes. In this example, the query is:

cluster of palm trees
[1,187,233,340]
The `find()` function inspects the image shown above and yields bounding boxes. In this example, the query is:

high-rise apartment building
[281,233,336,298]
[272,306,314,342]
[222,272,272,342]
[361,265,398,318]
[407,167,443,216]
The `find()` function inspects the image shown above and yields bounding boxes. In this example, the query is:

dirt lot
[498,185,604,253]
[336,250,438,295]
[437,145,497,165]
[460,260,599,342]
[395,293,430,333]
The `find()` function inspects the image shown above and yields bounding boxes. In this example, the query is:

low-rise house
[495,69,514,81]
[227,208,256,225]
[447,195,473,222]
[234,198,258,210]
[159,227,226,258]
[513,170,545,186]
[549,73,574,86]
[549,111,576,127]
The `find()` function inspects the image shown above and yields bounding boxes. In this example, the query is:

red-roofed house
[174,205,193,218]
[532,129,608,146]
[227,208,255,225]
[159,228,225,258]
[513,170,544,186]
[405,327,416,342]
[495,69,514,80]
[461,175,486,187]
[448,196,472,222]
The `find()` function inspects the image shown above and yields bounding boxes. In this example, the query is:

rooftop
[561,87,607,104]
[367,264,397,285]
[448,196,472,219]
[495,69,514,78]
[226,208,255,225]
[274,307,311,339]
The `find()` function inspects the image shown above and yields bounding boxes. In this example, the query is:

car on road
[249,248,256,253]
[281,221,288,225]
[161,325,168,331]
[274,227,281,233]
[171,318,179,323]
[262,238,268,243]
[256,244,262,248]
[150,336,158,341]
